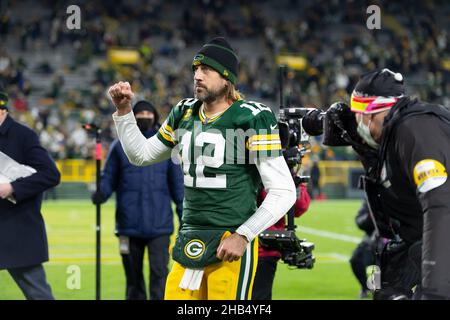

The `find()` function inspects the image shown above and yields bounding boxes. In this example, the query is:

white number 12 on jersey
[180,132,226,188]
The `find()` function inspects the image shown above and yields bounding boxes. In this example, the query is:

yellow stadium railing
[56,160,97,183]
[318,161,363,187]
[56,159,363,186]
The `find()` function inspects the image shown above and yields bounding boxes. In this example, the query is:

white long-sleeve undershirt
[237,156,296,241]
[113,111,172,165]
[113,110,296,242]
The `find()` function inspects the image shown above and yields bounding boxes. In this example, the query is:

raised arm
[109,81,172,166]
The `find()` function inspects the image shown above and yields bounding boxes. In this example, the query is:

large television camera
[278,98,375,158]
[258,106,316,269]
[278,102,363,149]
[259,65,375,269]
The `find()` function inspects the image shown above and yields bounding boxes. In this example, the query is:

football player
[109,37,296,300]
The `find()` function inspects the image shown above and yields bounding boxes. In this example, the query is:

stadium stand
[1,0,448,197]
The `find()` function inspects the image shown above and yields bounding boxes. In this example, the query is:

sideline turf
[0,199,364,300]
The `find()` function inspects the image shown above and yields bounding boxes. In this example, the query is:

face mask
[357,117,379,149]
[136,118,154,132]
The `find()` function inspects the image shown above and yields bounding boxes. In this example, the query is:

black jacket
[366,98,450,297]
[367,99,450,238]
[0,115,61,269]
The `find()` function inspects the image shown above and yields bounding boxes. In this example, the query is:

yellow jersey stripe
[248,134,280,143]
[248,144,282,151]
[199,107,226,124]
[161,125,175,140]
[158,128,175,144]
[199,109,205,122]
[250,140,281,145]
[163,123,174,134]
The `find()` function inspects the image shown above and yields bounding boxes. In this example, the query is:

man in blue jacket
[92,100,184,300]
[0,87,61,299]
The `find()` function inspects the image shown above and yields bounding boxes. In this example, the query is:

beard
[194,83,228,103]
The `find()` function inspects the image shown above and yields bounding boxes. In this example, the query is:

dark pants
[121,235,170,300]
[252,256,279,300]
[308,181,321,200]
[350,239,375,291]
[7,264,54,300]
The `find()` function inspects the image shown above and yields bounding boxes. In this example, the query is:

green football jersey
[156,98,281,230]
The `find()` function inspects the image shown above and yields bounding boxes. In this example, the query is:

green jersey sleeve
[157,98,196,148]
[239,101,282,159]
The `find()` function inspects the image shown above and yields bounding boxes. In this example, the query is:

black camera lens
[302,109,324,136]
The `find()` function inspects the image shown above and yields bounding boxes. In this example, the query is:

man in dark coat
[349,69,450,299]
[0,88,61,299]
[92,100,184,300]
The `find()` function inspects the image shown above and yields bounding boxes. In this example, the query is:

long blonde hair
[226,81,244,102]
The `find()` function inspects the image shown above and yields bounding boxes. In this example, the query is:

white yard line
[317,252,351,262]
[298,226,361,244]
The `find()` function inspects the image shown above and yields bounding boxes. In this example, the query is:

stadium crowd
[0,0,448,160]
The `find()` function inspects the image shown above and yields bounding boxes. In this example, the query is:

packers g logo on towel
[413,159,448,193]
[184,239,205,259]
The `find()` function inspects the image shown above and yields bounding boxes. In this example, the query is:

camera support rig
[258,65,315,269]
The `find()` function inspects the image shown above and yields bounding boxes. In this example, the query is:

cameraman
[252,179,311,300]
[345,69,450,299]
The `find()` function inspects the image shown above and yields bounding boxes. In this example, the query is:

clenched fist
[216,232,249,262]
[108,81,134,115]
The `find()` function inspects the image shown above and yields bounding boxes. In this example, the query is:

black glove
[323,102,360,145]
[325,102,379,168]
[321,102,352,146]
[91,191,105,205]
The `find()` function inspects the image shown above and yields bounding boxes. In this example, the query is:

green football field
[0,199,366,300]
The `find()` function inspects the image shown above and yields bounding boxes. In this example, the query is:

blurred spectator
[91,101,184,300]
[309,159,323,200]
[0,87,61,300]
